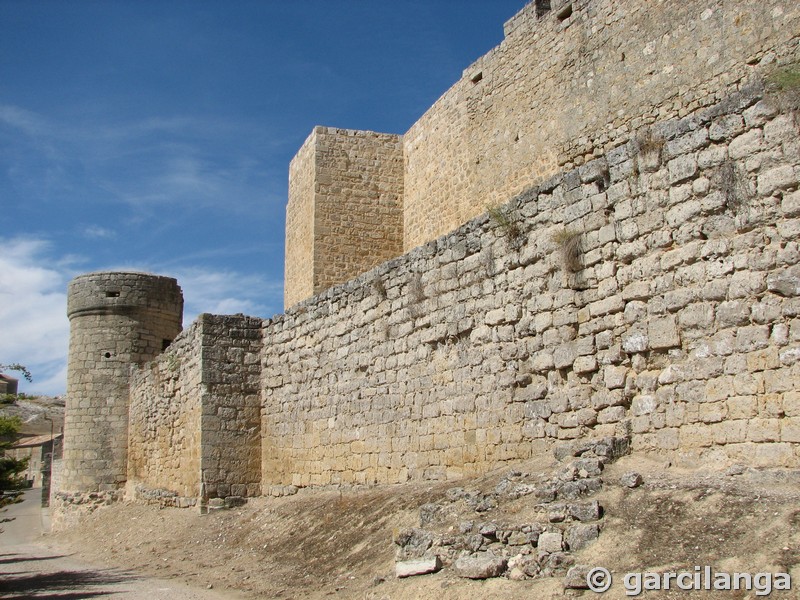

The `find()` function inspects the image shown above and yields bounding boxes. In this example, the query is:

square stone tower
[284,126,404,308]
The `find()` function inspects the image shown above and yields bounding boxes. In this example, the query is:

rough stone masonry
[56,0,800,515]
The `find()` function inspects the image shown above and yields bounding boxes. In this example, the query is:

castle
[56,0,800,515]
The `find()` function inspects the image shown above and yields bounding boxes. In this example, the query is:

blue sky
[0,0,523,395]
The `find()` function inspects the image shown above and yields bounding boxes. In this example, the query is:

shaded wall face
[402,0,800,252]
[285,132,317,309]
[63,313,146,491]
[198,315,263,500]
[263,87,800,491]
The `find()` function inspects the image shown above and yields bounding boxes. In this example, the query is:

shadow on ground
[0,553,137,599]
[0,554,68,565]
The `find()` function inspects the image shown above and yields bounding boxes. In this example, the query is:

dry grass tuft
[552,228,582,272]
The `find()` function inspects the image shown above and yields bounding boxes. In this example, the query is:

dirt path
[0,488,244,600]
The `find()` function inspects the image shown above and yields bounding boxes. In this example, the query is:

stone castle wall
[197,314,262,500]
[127,320,204,505]
[127,314,262,506]
[403,0,800,252]
[284,127,404,308]
[262,84,800,489]
[285,0,800,309]
[61,1,800,512]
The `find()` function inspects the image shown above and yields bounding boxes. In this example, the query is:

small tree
[0,363,33,383]
[0,415,28,507]
[0,364,32,407]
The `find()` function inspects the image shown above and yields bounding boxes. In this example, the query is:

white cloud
[82,225,117,239]
[0,238,70,396]
[152,266,284,324]
[0,241,284,396]
[0,104,51,137]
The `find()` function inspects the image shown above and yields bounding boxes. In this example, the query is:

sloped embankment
[51,447,800,600]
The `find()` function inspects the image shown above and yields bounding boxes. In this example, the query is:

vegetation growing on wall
[551,228,582,273]
[486,204,523,247]
[718,159,752,213]
[766,61,800,112]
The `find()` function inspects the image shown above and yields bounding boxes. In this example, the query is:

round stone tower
[62,272,183,492]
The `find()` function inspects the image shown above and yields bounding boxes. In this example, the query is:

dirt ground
[48,454,800,599]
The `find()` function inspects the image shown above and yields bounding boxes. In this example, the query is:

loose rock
[453,554,508,579]
[565,523,600,551]
[564,565,592,589]
[621,472,644,488]
[538,531,564,554]
[395,556,442,578]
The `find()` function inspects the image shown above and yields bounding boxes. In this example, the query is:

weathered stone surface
[620,472,644,488]
[538,531,564,554]
[568,500,602,522]
[62,1,800,524]
[395,556,442,578]
[548,504,567,523]
[65,273,184,495]
[453,555,508,579]
[509,554,541,578]
[648,316,681,349]
[558,478,603,500]
[758,165,797,196]
[668,154,698,184]
[507,531,532,546]
[622,332,649,353]
[541,551,575,577]
[415,503,437,526]
[395,528,434,560]
[767,269,800,298]
[285,129,404,308]
[564,565,593,589]
[565,523,600,550]
[573,458,604,477]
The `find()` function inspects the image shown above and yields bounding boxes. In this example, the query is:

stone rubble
[393,437,630,582]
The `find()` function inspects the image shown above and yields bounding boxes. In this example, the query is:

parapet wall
[403,0,800,252]
[262,84,800,490]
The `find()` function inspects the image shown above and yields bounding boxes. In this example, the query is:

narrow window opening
[162,339,172,351]
[557,4,573,21]
[105,291,120,298]
[535,0,551,18]
[470,71,483,84]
